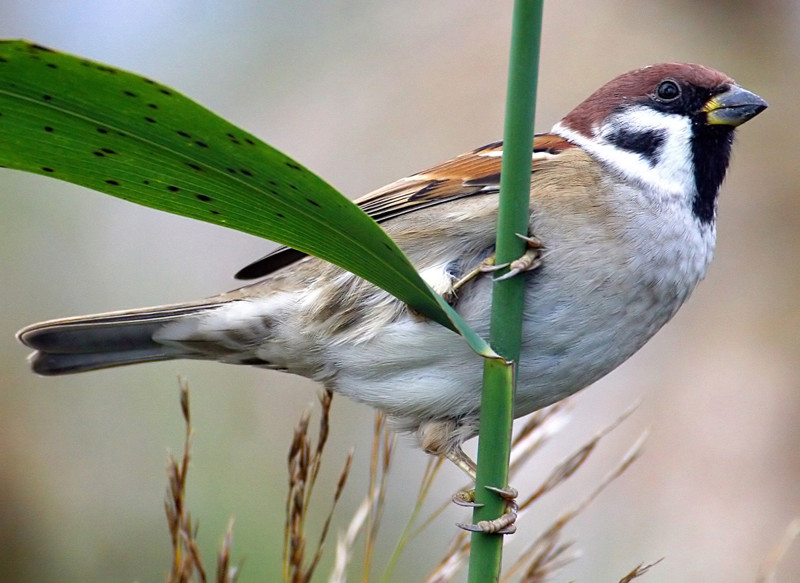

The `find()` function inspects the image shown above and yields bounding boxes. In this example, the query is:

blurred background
[0,1,798,581]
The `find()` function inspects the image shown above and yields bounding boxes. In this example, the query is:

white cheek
[603,107,694,194]
[553,107,697,203]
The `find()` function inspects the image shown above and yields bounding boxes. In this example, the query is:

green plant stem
[467,1,543,581]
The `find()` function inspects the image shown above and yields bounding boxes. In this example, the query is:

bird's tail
[17,301,220,375]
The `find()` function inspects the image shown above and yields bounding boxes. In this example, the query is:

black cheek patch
[606,128,665,166]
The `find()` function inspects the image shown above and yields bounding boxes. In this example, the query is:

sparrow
[18,63,766,478]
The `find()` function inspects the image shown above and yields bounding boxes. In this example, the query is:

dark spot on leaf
[41,167,54,173]
[210,209,220,215]
[306,198,321,207]
[143,180,150,185]
[286,162,302,171]
[106,180,120,186]
[195,141,208,148]
[245,138,255,146]
[0,57,8,64]
[160,88,173,96]
[124,90,137,98]
[93,151,105,157]
[383,242,394,251]
[101,148,116,154]
[42,94,52,101]
[147,103,158,109]
[177,130,191,138]
[31,44,54,53]
[167,185,180,192]
[226,168,236,174]
[97,65,118,74]
[276,212,285,219]
[268,180,278,186]
[44,126,53,132]
[196,194,212,202]
[186,162,202,171]
[226,133,235,138]
[142,77,155,85]
[240,169,252,177]
[289,184,298,191]
[144,117,157,123]
[46,63,57,69]
[97,128,109,134]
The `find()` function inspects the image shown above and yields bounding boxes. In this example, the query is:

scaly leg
[446,447,518,535]
[494,233,543,282]
[446,255,501,300]
[447,233,543,300]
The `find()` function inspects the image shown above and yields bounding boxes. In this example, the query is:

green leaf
[0,40,496,357]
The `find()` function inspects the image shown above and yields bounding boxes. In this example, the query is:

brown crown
[559,63,734,137]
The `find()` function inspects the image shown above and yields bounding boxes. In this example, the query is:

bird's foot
[444,233,542,300]
[444,255,501,303]
[452,488,481,508]
[494,233,543,281]
[455,485,519,535]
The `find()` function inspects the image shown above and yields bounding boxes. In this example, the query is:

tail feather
[29,347,183,376]
[18,303,218,375]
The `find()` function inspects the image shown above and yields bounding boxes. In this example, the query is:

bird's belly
[513,296,678,416]
[250,223,708,425]
[323,271,690,424]
[512,266,694,416]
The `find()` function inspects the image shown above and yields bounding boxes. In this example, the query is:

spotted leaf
[0,40,495,356]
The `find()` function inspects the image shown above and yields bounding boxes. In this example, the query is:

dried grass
[162,382,762,582]
[284,389,353,583]
[164,379,238,583]
[617,560,663,583]
[423,402,652,583]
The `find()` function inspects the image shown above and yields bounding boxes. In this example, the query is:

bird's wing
[234,135,575,280]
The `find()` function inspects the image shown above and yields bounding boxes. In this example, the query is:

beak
[703,85,768,127]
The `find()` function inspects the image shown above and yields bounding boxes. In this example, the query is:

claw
[515,232,542,248]
[445,449,519,534]
[450,232,543,291]
[484,485,518,500]
[455,484,519,535]
[477,261,509,273]
[456,515,517,535]
[494,248,542,281]
[493,231,543,281]
[452,489,483,508]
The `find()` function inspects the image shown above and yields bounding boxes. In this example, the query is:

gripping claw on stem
[455,484,519,535]
[494,232,543,281]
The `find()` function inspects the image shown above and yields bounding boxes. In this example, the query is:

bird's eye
[656,80,681,101]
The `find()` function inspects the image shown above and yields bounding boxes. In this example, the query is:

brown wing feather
[234,134,575,280]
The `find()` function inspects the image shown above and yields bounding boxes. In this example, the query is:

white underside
[180,178,714,429]
[156,113,716,435]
